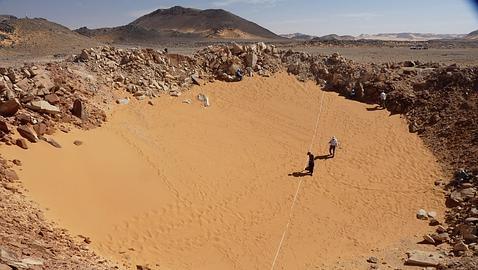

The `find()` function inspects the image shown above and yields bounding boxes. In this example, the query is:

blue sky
[0,0,477,35]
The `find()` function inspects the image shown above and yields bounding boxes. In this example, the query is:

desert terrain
[277,45,478,67]
[2,73,446,269]
[0,5,477,270]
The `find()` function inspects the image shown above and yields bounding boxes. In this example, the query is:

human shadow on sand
[288,171,311,178]
[289,154,333,177]
[315,154,332,160]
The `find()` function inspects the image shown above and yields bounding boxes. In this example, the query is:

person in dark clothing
[236,68,243,81]
[349,88,356,99]
[305,152,315,176]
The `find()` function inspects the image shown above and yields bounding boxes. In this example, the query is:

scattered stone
[182,99,192,104]
[17,125,38,143]
[58,125,70,133]
[0,99,21,117]
[44,94,60,105]
[136,265,152,270]
[429,219,440,226]
[41,136,62,148]
[450,188,476,203]
[32,123,47,137]
[417,209,428,220]
[427,211,437,219]
[436,225,447,233]
[15,138,28,149]
[78,235,92,244]
[116,98,129,105]
[20,257,43,266]
[191,75,202,86]
[73,140,83,146]
[465,217,478,223]
[33,72,54,93]
[169,91,181,97]
[15,78,31,92]
[12,159,22,166]
[78,49,89,61]
[367,256,379,264]
[423,234,436,244]
[0,118,10,133]
[231,43,244,54]
[197,93,210,107]
[405,250,443,267]
[148,101,154,106]
[453,241,469,252]
[4,169,19,181]
[2,183,18,193]
[27,100,61,114]
[245,52,258,68]
[432,232,450,242]
[434,179,445,186]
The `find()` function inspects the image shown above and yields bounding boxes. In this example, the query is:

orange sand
[2,73,445,269]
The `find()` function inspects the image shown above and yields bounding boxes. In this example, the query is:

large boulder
[15,138,28,149]
[27,100,60,114]
[0,99,20,116]
[405,250,443,267]
[15,78,31,92]
[231,43,244,55]
[7,71,20,83]
[44,94,60,105]
[191,75,203,86]
[33,73,54,95]
[17,125,38,143]
[256,42,267,52]
[71,99,86,120]
[245,52,258,68]
[0,117,10,133]
[227,64,241,75]
[32,123,47,137]
[78,49,90,62]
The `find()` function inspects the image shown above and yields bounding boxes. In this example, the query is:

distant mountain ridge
[0,15,17,22]
[280,33,317,40]
[282,32,467,41]
[314,34,355,41]
[0,16,99,56]
[465,29,478,40]
[357,33,466,41]
[76,6,283,42]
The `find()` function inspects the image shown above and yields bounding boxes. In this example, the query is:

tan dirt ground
[276,46,478,67]
[2,73,445,270]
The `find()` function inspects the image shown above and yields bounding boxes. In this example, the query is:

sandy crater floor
[3,73,445,270]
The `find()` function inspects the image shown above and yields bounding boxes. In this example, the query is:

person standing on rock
[305,152,315,176]
[328,136,339,157]
[379,90,387,108]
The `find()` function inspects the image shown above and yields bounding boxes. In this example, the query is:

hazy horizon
[0,0,477,36]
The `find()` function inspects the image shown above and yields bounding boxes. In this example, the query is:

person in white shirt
[329,136,338,157]
[379,90,387,108]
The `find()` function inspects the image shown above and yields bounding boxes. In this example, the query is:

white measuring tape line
[270,83,327,270]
